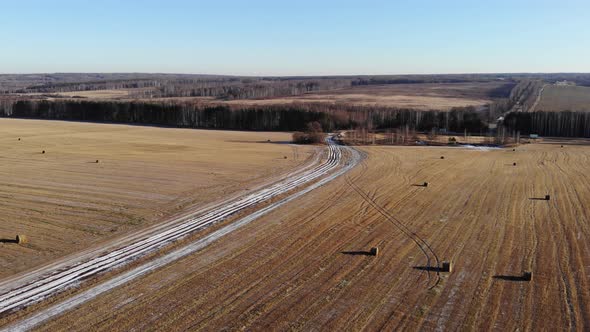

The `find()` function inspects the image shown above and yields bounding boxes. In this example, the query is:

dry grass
[54,90,131,99]
[32,82,502,110]
[33,142,590,331]
[536,85,590,112]
[220,82,501,110]
[0,119,311,279]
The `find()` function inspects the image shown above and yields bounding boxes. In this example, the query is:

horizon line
[1,71,589,78]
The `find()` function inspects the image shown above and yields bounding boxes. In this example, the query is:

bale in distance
[440,156,445,159]
[96,160,99,163]
[16,234,27,244]
[513,162,517,166]
[18,138,21,141]
[423,182,429,187]
[370,247,379,256]
[545,195,551,201]
[42,150,45,154]
[522,271,532,281]
[284,156,288,159]
[441,261,452,272]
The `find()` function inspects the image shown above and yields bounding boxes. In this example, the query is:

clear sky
[1,0,589,75]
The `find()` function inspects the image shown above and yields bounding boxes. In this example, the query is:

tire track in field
[544,152,580,331]
[346,154,435,289]
[156,161,372,331]
[154,173,358,330]
[228,160,380,331]
[191,196,375,329]
[344,175,441,290]
[176,185,355,331]
[1,138,357,331]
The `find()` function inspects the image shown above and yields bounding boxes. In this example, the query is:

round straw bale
[441,261,452,272]
[522,271,532,281]
[16,234,27,244]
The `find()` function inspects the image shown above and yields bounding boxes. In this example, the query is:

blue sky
[1,0,589,75]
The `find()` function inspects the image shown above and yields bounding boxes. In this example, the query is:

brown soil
[0,119,311,280]
[31,143,590,331]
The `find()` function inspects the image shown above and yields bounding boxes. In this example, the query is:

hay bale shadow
[493,274,530,282]
[413,265,444,272]
[341,250,373,256]
[0,238,18,244]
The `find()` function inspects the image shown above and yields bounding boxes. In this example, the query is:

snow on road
[0,139,359,331]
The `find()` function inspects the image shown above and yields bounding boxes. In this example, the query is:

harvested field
[54,89,132,99]
[535,85,590,112]
[0,119,312,279]
[33,82,505,111]
[222,82,503,110]
[31,142,590,331]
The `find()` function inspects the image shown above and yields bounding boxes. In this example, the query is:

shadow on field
[412,184,428,187]
[341,250,373,256]
[0,238,17,244]
[529,197,548,201]
[492,275,530,282]
[413,265,444,272]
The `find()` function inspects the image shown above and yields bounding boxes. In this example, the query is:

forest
[504,111,590,137]
[0,100,487,133]
[5,73,587,100]
[2,73,590,138]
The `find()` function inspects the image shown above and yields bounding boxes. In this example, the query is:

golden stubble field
[0,119,312,279]
[35,142,590,331]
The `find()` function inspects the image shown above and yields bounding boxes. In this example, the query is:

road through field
[0,138,359,331]
[0,119,314,280]
[27,143,590,331]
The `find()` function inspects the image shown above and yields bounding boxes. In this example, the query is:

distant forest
[4,73,589,100]
[2,73,590,138]
[2,99,590,138]
[504,112,590,137]
[0,100,488,133]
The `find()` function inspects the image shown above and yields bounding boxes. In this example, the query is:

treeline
[486,79,544,122]
[8,99,590,138]
[12,77,350,100]
[352,77,472,86]
[509,80,544,112]
[0,100,488,133]
[154,78,350,100]
[504,111,590,137]
[0,100,328,131]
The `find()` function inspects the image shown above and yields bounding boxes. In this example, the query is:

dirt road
[0,119,313,280]
[0,138,358,331]
[16,143,590,331]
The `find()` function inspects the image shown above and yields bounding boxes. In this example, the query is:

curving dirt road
[26,143,590,331]
[0,138,360,331]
